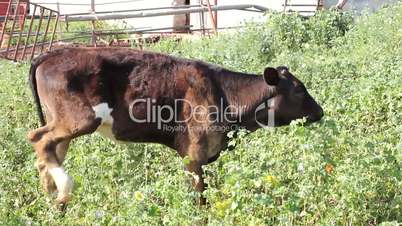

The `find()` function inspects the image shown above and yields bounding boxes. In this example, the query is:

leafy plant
[0,3,401,225]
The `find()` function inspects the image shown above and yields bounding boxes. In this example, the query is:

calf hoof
[198,196,207,206]
[55,200,68,212]
[54,174,74,209]
[56,195,70,204]
[55,195,71,210]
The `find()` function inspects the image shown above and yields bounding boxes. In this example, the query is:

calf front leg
[186,160,207,205]
[182,142,208,205]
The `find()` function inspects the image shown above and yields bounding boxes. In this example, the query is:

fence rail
[63,4,268,22]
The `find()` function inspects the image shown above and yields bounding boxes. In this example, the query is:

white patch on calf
[92,103,113,124]
[92,103,116,140]
[48,167,73,200]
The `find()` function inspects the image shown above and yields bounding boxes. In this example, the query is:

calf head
[260,66,324,126]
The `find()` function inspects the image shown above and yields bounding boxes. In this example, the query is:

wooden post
[213,0,217,29]
[56,1,63,39]
[317,0,327,11]
[336,0,348,9]
[172,0,189,33]
[283,0,288,12]
[205,0,216,34]
[91,0,97,46]
[198,0,205,36]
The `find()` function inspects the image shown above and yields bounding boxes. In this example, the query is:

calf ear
[263,67,280,86]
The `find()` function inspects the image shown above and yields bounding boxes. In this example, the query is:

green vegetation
[3,19,129,48]
[0,4,401,225]
[60,20,130,44]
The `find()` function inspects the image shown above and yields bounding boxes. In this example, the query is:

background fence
[0,0,327,62]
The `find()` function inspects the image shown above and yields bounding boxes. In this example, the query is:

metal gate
[0,0,59,61]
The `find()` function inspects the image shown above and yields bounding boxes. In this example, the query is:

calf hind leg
[28,126,56,194]
[29,118,98,206]
[29,114,71,196]
[30,125,74,204]
[37,141,71,196]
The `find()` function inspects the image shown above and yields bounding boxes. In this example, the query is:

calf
[27,47,323,206]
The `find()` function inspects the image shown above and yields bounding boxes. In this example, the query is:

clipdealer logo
[128,98,246,129]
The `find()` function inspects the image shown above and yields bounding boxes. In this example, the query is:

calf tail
[29,61,46,126]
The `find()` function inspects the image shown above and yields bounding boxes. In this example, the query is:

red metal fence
[0,0,59,61]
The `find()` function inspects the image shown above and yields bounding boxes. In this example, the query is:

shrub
[0,3,401,225]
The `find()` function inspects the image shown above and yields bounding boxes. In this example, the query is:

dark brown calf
[27,47,323,206]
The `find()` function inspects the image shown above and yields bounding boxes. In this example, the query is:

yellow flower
[325,163,334,174]
[264,175,279,187]
[215,199,232,217]
[134,191,144,201]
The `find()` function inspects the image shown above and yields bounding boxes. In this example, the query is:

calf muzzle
[307,106,324,123]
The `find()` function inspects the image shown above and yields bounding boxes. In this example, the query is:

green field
[0,4,401,226]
